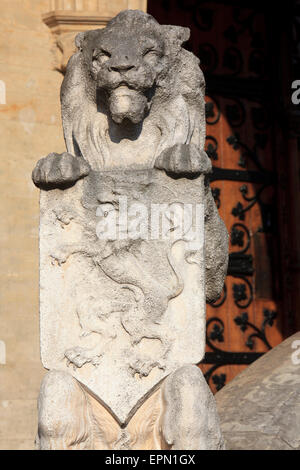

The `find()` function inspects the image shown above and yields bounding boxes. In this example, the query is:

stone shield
[39,168,206,425]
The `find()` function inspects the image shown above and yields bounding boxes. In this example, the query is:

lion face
[78,12,168,124]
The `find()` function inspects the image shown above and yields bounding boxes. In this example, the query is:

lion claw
[155,144,212,176]
[32,152,90,190]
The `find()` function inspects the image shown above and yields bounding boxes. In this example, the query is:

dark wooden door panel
[148,0,289,392]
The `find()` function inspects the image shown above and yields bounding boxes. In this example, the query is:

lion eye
[144,49,158,57]
[143,49,160,64]
[93,50,111,66]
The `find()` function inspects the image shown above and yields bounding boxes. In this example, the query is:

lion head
[61,10,206,169]
[78,11,169,124]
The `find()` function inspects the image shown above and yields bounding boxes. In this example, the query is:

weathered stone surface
[39,169,207,425]
[37,365,225,450]
[34,9,228,449]
[33,152,90,189]
[216,332,300,450]
[162,365,225,450]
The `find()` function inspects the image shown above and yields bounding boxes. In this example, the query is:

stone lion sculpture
[33,10,228,450]
[33,9,227,303]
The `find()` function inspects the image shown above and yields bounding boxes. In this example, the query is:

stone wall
[0,0,146,451]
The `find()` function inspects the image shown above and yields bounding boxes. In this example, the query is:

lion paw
[155,144,212,176]
[129,358,166,378]
[32,152,90,189]
[64,346,102,369]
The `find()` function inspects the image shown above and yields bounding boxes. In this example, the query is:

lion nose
[109,63,135,72]
[108,54,137,73]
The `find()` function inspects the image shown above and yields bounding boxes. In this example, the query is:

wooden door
[148,0,297,392]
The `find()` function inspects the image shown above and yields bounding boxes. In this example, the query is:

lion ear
[75,32,86,51]
[163,25,190,46]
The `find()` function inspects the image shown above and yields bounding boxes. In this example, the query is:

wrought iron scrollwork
[203,314,265,388]
[206,135,219,160]
[204,136,276,391]
[194,6,214,31]
[231,183,269,221]
[199,43,218,73]
[211,187,221,208]
[231,223,250,253]
[234,309,277,350]
[225,98,246,127]
[227,132,266,172]
[203,307,275,389]
[205,96,221,125]
[210,283,227,309]
[225,133,275,233]
[223,47,243,76]
[207,317,225,344]
[212,373,226,391]
[203,81,276,392]
[232,276,253,309]
[226,8,262,46]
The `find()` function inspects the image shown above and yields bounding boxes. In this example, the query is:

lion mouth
[108,85,149,124]
[113,81,134,90]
